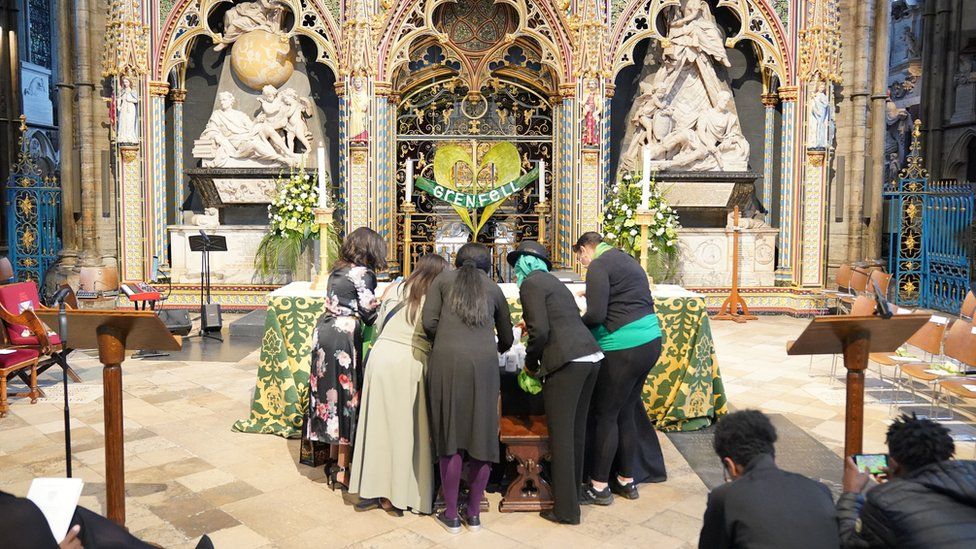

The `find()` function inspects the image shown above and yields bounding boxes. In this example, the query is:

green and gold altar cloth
[233,282,726,438]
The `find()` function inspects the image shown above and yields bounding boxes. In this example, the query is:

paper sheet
[0,349,15,355]
[888,356,919,362]
[924,369,948,376]
[930,315,948,325]
[963,384,976,393]
[26,477,84,542]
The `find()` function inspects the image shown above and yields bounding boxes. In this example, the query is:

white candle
[641,145,651,210]
[317,143,327,208]
[538,160,546,202]
[405,159,414,202]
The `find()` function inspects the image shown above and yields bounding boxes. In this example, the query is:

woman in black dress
[422,243,513,533]
[307,227,387,487]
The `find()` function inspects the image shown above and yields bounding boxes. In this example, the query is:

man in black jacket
[509,241,603,525]
[838,413,976,548]
[698,410,839,549]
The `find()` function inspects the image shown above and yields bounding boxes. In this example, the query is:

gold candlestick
[311,206,335,291]
[402,201,416,276]
[635,208,655,287]
[534,200,548,246]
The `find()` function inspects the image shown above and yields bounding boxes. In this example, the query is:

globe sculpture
[230,30,295,90]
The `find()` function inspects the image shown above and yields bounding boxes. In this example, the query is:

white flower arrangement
[602,171,681,278]
[267,164,321,238]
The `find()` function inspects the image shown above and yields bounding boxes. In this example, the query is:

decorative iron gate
[4,119,61,285]
[883,124,974,312]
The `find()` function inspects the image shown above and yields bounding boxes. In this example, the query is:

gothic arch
[377,0,573,87]
[155,0,341,86]
[607,0,793,85]
[944,130,976,181]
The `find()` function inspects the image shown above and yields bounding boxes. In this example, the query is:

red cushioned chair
[0,348,40,417]
[0,281,79,383]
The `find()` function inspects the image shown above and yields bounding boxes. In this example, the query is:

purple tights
[439,453,491,520]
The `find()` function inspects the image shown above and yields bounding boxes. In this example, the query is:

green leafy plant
[602,171,681,281]
[254,165,338,280]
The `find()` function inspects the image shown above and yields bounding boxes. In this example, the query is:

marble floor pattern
[2,315,975,548]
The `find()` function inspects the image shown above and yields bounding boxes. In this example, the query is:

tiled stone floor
[2,315,974,548]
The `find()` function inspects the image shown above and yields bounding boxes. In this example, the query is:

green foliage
[603,171,682,281]
[254,165,338,278]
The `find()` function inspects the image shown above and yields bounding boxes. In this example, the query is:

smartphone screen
[854,453,888,475]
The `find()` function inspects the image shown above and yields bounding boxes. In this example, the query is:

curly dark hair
[338,227,388,272]
[713,410,777,466]
[887,413,954,473]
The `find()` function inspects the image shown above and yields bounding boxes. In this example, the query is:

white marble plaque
[662,183,735,207]
[213,178,278,203]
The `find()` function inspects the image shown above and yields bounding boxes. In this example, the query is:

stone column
[148,80,169,262]
[576,77,604,257]
[118,145,145,280]
[0,0,22,184]
[761,92,779,212]
[169,88,187,223]
[373,83,395,244]
[74,0,99,265]
[776,86,798,284]
[55,0,78,266]
[555,84,576,268]
[801,146,829,286]
[865,0,890,258]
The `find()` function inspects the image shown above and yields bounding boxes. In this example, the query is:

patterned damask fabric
[643,296,727,431]
[234,293,725,437]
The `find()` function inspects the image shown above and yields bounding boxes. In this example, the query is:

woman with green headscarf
[508,241,603,525]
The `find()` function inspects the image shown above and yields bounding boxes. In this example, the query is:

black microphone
[199,229,211,243]
[49,287,71,307]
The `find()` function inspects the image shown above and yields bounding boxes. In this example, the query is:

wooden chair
[0,281,79,383]
[839,268,872,312]
[820,263,854,313]
[960,291,976,321]
[0,257,13,284]
[867,269,892,299]
[900,316,968,418]
[930,318,976,418]
[0,306,50,417]
[869,312,946,411]
[820,296,877,379]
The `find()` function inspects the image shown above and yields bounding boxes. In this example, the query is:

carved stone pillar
[800,146,828,286]
[341,76,373,233]
[55,0,78,265]
[555,85,576,267]
[776,86,798,284]
[169,88,187,222]
[761,93,779,211]
[147,80,169,265]
[118,145,145,280]
[75,0,98,265]
[373,83,395,244]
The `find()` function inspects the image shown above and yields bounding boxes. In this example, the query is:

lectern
[787,313,930,457]
[37,309,181,526]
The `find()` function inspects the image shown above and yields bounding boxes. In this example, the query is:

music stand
[187,233,227,342]
[37,309,181,526]
[787,313,931,457]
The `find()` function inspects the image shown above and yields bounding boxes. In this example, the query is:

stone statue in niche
[619,0,749,173]
[194,91,303,167]
[348,76,370,143]
[903,26,921,59]
[256,85,314,152]
[885,96,912,163]
[581,79,601,146]
[886,152,902,184]
[214,0,284,51]
[807,86,831,150]
[116,77,140,144]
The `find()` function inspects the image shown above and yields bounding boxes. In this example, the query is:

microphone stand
[59,300,72,477]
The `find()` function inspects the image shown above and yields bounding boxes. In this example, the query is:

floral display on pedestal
[254,165,336,280]
[602,172,681,280]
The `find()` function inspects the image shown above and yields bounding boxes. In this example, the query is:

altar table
[233,282,726,437]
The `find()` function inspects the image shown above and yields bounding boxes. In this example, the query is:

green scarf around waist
[591,313,662,351]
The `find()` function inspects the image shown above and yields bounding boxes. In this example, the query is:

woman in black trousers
[509,241,603,524]
[574,232,664,505]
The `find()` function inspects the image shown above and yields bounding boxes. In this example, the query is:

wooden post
[842,331,870,456]
[402,202,416,276]
[97,325,126,526]
[310,207,335,291]
[713,207,757,323]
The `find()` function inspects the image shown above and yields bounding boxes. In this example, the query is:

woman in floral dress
[307,227,387,487]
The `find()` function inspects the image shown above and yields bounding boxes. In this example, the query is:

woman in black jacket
[509,241,603,525]
[423,243,513,533]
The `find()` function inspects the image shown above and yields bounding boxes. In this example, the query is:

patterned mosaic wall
[777,98,797,282]
[375,97,393,242]
[556,97,574,267]
[150,91,168,260]
[121,152,145,281]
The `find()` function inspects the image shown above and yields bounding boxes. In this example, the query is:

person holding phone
[698,410,839,549]
[838,414,976,548]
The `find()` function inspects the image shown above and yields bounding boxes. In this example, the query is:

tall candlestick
[538,160,546,202]
[405,159,414,202]
[317,143,328,208]
[640,145,651,210]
